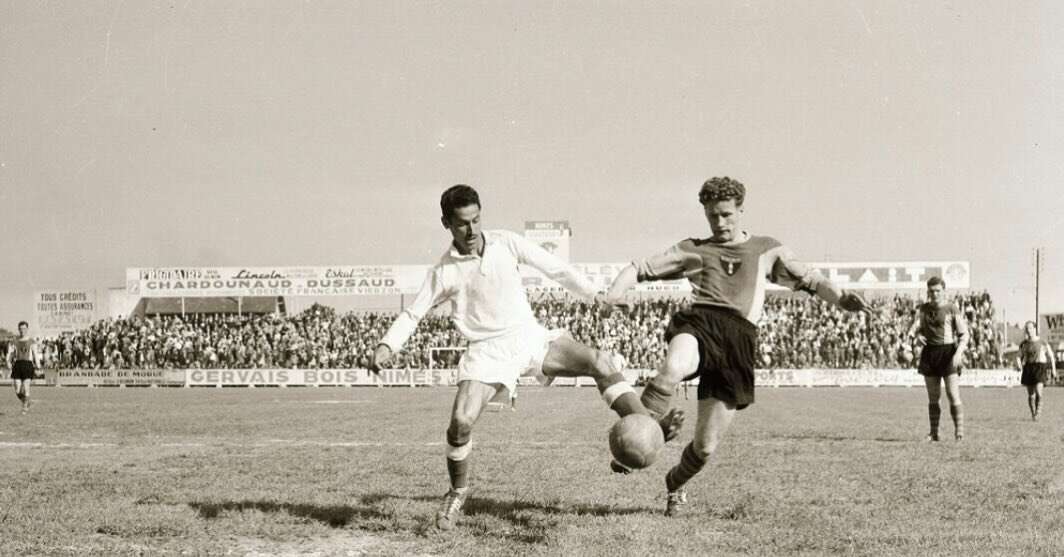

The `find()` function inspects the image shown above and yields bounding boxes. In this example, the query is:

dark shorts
[665,305,758,409]
[1021,362,1050,386]
[11,360,35,381]
[918,344,959,377]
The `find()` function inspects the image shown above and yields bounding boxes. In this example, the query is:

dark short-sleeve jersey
[916,302,968,346]
[634,233,819,325]
[12,338,35,362]
[1019,338,1048,364]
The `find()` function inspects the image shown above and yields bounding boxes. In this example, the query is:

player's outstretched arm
[771,247,871,315]
[604,245,693,308]
[510,232,598,302]
[372,266,450,374]
[603,264,639,308]
[814,281,873,314]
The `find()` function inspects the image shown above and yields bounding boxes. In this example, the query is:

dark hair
[17,321,28,328]
[699,177,746,206]
[1024,320,1037,329]
[927,276,945,289]
[440,185,481,220]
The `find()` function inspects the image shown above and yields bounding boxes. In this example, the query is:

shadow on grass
[770,433,910,443]
[186,500,383,528]
[359,492,651,543]
[156,492,650,543]
[370,492,650,518]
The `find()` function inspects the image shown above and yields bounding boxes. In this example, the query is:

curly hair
[698,177,746,206]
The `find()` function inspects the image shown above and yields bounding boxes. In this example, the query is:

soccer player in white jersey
[371,185,684,530]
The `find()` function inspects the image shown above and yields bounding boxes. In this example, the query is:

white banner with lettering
[1040,313,1064,347]
[127,267,414,298]
[129,260,970,298]
[34,290,98,332]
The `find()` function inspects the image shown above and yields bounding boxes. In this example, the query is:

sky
[1,1,1062,332]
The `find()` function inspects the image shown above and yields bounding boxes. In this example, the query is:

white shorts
[457,322,566,394]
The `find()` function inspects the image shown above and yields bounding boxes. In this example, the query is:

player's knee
[587,350,617,380]
[447,415,476,445]
[657,357,691,386]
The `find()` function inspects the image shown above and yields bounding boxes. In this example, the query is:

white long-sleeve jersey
[380,229,598,352]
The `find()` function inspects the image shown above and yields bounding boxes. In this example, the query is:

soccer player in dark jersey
[603,177,871,517]
[8,321,40,414]
[907,276,969,441]
[1016,320,1056,421]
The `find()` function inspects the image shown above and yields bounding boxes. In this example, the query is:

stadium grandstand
[12,222,1060,388]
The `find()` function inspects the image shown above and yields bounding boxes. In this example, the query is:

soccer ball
[609,414,665,471]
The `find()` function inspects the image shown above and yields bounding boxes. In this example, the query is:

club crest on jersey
[720,255,742,276]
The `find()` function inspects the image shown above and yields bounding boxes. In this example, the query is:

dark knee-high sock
[446,455,470,490]
[666,443,706,492]
[446,431,472,491]
[1035,393,1043,416]
[950,403,964,437]
[16,392,25,402]
[928,402,941,436]
[1029,395,1037,418]
[641,379,675,419]
[598,372,642,417]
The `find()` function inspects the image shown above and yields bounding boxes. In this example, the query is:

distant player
[8,321,40,414]
[370,185,684,530]
[1016,320,1056,421]
[604,177,871,517]
[907,276,969,441]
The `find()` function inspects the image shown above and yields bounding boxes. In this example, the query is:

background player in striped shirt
[7,321,40,414]
[370,185,684,530]
[907,276,969,440]
[1016,320,1056,421]
[605,177,871,516]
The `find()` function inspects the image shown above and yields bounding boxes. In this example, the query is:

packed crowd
[23,292,1005,371]
[758,291,1003,369]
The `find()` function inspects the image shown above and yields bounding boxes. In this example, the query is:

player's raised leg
[642,333,700,427]
[540,335,685,438]
[664,396,737,517]
[436,379,499,531]
[924,376,942,441]
[943,374,963,440]
[540,335,642,418]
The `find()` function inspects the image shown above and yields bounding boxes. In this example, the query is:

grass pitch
[0,384,1062,556]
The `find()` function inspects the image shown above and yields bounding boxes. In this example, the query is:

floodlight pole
[1035,248,1041,326]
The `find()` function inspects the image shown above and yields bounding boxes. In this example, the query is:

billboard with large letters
[521,261,970,292]
[1040,313,1064,347]
[127,266,414,298]
[34,290,97,332]
[184,368,457,386]
[129,260,970,299]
